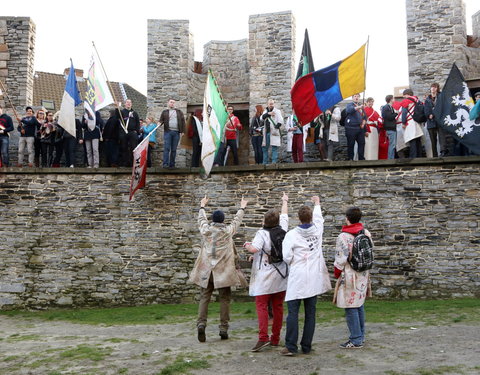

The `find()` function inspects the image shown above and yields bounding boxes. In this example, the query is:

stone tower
[406,0,480,96]
[248,11,296,115]
[0,17,36,109]
[147,11,296,167]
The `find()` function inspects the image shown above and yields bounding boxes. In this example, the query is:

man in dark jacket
[159,98,185,168]
[117,99,140,167]
[103,109,120,167]
[381,95,398,159]
[0,105,14,166]
[60,118,83,168]
[345,94,367,160]
[424,83,447,157]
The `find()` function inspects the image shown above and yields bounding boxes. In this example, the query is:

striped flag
[201,70,228,176]
[84,48,114,131]
[58,60,82,137]
[291,43,366,125]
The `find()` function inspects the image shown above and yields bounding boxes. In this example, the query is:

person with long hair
[39,111,56,167]
[250,105,264,164]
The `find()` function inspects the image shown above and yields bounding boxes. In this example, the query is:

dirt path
[1,315,479,375]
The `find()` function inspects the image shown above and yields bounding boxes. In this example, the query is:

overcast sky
[3,0,479,111]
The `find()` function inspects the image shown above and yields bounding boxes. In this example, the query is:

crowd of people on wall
[0,87,478,168]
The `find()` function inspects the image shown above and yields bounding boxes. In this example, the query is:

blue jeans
[285,295,317,354]
[0,136,10,166]
[345,304,365,345]
[163,130,180,167]
[262,133,278,164]
[251,135,263,164]
[386,130,396,159]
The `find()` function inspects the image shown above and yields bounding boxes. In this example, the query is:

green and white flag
[201,70,228,176]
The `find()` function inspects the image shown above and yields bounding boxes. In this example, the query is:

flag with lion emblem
[434,63,480,155]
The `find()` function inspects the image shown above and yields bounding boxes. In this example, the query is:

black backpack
[339,108,347,126]
[412,101,427,123]
[262,226,288,278]
[347,230,374,272]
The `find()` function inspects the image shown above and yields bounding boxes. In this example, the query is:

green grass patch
[59,344,112,362]
[3,355,20,362]
[415,365,465,375]
[157,354,210,375]
[6,334,42,342]
[0,298,478,326]
[102,337,138,343]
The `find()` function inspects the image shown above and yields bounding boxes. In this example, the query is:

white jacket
[249,214,289,296]
[262,108,284,147]
[282,205,332,301]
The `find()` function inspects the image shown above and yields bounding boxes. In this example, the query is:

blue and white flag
[58,60,82,137]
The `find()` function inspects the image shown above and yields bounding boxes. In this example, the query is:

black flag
[434,63,480,155]
[295,29,315,82]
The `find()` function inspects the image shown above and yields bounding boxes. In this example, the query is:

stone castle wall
[202,40,249,105]
[1,157,479,309]
[248,11,295,116]
[0,17,35,109]
[472,10,480,38]
[406,0,480,96]
[147,19,191,167]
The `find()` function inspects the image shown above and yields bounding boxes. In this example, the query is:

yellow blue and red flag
[291,43,366,125]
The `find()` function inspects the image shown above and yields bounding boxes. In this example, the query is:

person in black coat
[61,118,83,167]
[381,95,398,160]
[103,109,120,167]
[117,99,140,167]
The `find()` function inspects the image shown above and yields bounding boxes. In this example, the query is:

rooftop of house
[33,69,147,119]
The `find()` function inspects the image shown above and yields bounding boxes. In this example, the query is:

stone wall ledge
[0,156,479,175]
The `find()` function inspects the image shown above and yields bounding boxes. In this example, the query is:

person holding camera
[261,99,284,164]
[189,195,249,343]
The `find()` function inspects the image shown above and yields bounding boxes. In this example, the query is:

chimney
[64,67,84,79]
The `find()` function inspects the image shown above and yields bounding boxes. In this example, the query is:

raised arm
[198,195,211,235]
[227,196,248,236]
[311,195,324,234]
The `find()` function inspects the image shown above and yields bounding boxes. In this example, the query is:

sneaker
[280,348,294,356]
[251,341,270,352]
[219,331,229,340]
[340,340,363,349]
[197,325,206,343]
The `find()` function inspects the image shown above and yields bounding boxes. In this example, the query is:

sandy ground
[1,315,479,375]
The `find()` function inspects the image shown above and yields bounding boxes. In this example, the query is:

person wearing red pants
[286,113,309,163]
[245,193,289,352]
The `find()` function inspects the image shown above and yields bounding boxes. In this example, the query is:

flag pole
[92,41,127,133]
[0,79,21,122]
[362,36,370,106]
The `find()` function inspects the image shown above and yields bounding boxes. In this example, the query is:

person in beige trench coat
[189,195,248,342]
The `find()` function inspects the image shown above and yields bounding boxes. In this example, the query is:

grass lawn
[0,298,478,326]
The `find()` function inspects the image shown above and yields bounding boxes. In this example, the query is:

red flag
[129,138,149,201]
